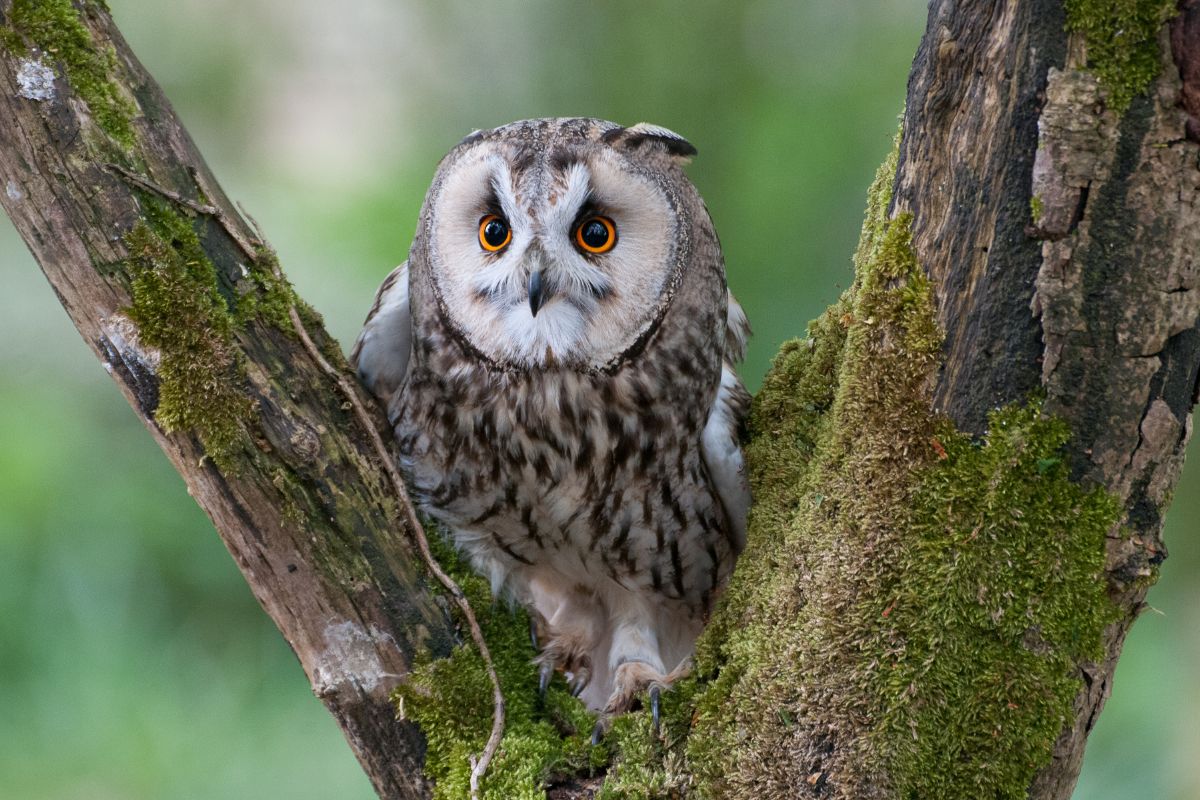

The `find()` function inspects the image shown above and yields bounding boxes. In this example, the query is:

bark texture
[1,1,1198,799]
[896,1,1199,795]
[0,3,454,798]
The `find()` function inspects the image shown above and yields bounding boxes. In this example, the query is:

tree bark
[896,1,1198,794]
[0,3,454,798]
[1,2,1196,800]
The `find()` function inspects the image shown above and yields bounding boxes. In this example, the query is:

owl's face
[417,119,703,371]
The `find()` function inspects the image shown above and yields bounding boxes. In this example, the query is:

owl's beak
[528,269,548,317]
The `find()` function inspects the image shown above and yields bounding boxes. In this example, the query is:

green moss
[1030,194,1045,225]
[5,0,138,147]
[235,247,302,333]
[393,533,603,799]
[682,128,943,799]
[0,26,22,56]
[594,675,702,799]
[119,198,313,470]
[879,403,1120,798]
[124,200,252,469]
[1064,0,1177,113]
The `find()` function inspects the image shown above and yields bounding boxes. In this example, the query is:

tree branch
[896,1,1198,793]
[0,2,461,797]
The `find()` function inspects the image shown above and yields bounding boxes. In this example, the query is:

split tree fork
[1,1,1197,798]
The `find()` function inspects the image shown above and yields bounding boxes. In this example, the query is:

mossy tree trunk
[896,0,1198,794]
[687,2,1196,797]
[1,2,1197,800]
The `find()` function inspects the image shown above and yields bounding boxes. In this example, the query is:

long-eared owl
[352,118,750,721]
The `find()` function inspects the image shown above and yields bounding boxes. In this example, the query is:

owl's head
[411,118,712,371]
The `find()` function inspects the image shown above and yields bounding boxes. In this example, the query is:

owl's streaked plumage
[352,118,750,718]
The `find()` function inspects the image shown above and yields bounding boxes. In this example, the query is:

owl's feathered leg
[588,599,669,741]
[587,592,702,740]
[526,576,606,699]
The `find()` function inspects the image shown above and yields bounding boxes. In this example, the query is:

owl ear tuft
[457,128,487,148]
[604,122,697,162]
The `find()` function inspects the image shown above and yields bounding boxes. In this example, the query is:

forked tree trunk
[1,2,1196,799]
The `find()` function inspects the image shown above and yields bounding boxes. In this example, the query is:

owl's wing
[350,262,412,405]
[701,291,752,553]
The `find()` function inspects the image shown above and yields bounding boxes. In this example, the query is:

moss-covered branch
[679,137,1122,799]
[0,2,453,797]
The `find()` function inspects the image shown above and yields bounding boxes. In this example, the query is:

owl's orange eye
[479,215,511,252]
[574,216,617,254]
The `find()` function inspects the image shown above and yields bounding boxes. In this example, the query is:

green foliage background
[0,1,1194,797]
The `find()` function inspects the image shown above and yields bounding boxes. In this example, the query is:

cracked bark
[1,1,1198,799]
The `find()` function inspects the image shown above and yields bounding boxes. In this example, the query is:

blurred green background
[0,1,1195,797]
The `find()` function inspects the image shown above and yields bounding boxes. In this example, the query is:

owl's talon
[590,718,608,746]
[538,661,554,698]
[649,686,661,734]
[564,654,592,698]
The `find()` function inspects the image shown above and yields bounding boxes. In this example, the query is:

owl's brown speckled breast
[393,280,737,615]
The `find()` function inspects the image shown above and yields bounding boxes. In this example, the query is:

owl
[351,118,750,729]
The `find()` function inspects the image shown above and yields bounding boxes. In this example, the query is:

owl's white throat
[498,288,590,366]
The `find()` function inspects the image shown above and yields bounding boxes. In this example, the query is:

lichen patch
[100,312,161,372]
[313,621,402,699]
[15,57,54,101]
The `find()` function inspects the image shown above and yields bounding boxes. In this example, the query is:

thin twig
[283,290,505,799]
[105,164,263,262]
[105,162,219,214]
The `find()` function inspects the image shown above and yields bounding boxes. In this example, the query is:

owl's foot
[536,659,589,699]
[590,686,661,744]
[591,660,686,742]
[605,660,668,714]
[534,643,592,700]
